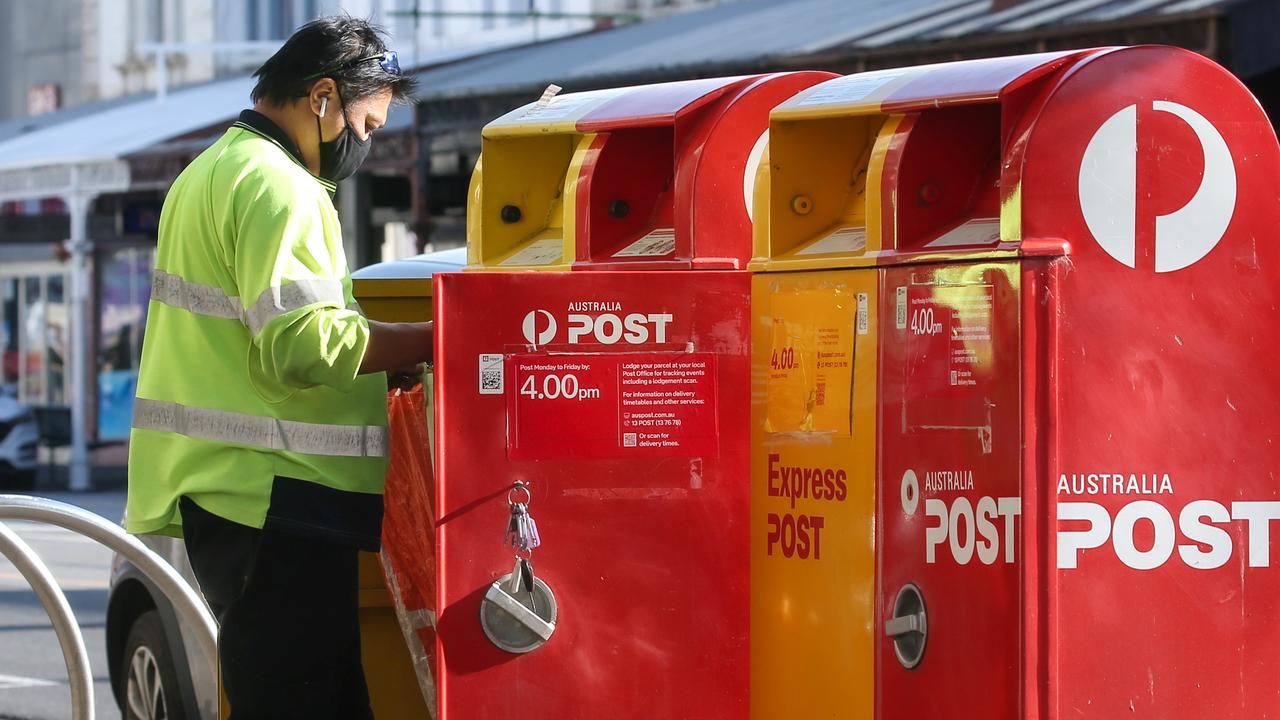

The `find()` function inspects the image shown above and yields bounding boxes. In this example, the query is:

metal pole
[66,192,92,492]
[155,47,168,102]
[0,522,94,720]
[0,495,218,665]
[412,0,420,67]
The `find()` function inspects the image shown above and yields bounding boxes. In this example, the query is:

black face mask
[316,93,371,182]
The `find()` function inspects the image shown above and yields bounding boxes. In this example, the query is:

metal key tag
[516,504,531,547]
[506,556,526,595]
[505,482,542,553]
[519,558,536,593]
[525,514,541,550]
[519,556,538,614]
[505,502,524,548]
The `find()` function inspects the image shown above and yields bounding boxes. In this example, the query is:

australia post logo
[1078,100,1237,272]
[521,302,674,346]
[1058,472,1280,572]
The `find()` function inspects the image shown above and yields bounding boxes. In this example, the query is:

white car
[0,387,39,490]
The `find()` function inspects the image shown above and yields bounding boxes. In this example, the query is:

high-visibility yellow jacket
[127,113,388,549]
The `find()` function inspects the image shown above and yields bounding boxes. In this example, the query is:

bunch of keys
[504,481,541,552]
[504,482,541,611]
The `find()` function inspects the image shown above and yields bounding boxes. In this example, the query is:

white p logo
[1078,101,1237,272]
[521,310,556,346]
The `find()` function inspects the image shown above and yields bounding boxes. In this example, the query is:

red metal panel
[1019,46,1280,716]
[575,76,754,130]
[575,72,834,271]
[878,50,1099,114]
[877,263,1023,720]
[435,270,751,720]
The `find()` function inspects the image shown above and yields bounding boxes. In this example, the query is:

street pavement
[0,490,126,720]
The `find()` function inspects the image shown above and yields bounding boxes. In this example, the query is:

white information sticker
[511,87,631,122]
[925,218,1002,248]
[479,354,504,395]
[500,238,564,267]
[613,228,677,258]
[857,292,869,335]
[796,226,868,256]
[797,72,907,108]
[895,286,908,330]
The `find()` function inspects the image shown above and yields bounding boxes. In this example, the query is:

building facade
[1,0,703,120]
[0,0,85,122]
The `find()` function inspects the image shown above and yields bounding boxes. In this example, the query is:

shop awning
[410,0,1271,102]
[0,76,254,203]
[0,36,563,203]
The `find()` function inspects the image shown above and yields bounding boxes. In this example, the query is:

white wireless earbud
[319,97,328,119]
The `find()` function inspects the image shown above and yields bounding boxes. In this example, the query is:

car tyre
[121,610,187,720]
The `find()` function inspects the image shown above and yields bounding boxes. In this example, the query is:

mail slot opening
[472,133,580,267]
[891,104,1002,252]
[583,126,677,262]
[763,113,889,260]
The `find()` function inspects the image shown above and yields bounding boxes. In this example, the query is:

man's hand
[359,320,434,376]
[388,363,425,392]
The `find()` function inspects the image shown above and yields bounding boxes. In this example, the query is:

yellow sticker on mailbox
[766,285,855,435]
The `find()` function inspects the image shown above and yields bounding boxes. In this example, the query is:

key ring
[508,481,531,506]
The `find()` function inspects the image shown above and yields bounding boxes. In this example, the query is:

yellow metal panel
[466,159,483,267]
[481,117,583,138]
[358,551,432,720]
[468,133,596,271]
[480,87,630,138]
[751,115,904,272]
[771,66,940,122]
[751,269,878,720]
[352,278,434,324]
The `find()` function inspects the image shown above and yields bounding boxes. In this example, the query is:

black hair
[251,16,416,108]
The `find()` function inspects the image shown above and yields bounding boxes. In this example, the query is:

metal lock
[885,582,928,670]
[480,572,558,654]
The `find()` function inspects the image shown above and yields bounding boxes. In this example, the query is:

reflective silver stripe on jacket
[152,270,242,321]
[151,271,350,335]
[133,398,387,458]
[245,278,347,336]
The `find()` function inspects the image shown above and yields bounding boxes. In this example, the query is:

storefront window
[8,273,73,407]
[44,274,66,406]
[22,276,44,403]
[98,247,155,440]
[2,279,17,391]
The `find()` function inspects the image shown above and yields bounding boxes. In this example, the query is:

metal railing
[0,494,217,720]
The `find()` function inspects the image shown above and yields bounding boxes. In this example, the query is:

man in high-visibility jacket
[127,17,426,719]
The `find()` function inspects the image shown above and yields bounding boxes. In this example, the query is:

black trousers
[179,497,374,720]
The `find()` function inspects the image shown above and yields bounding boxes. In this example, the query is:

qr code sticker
[479,354,504,395]
[623,432,638,448]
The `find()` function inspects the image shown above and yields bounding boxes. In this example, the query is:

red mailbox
[1017,46,1280,718]
[770,46,1280,718]
[757,45,1280,719]
[435,71,831,720]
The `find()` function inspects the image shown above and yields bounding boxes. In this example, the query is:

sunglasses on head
[303,51,401,82]
[362,51,401,76]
